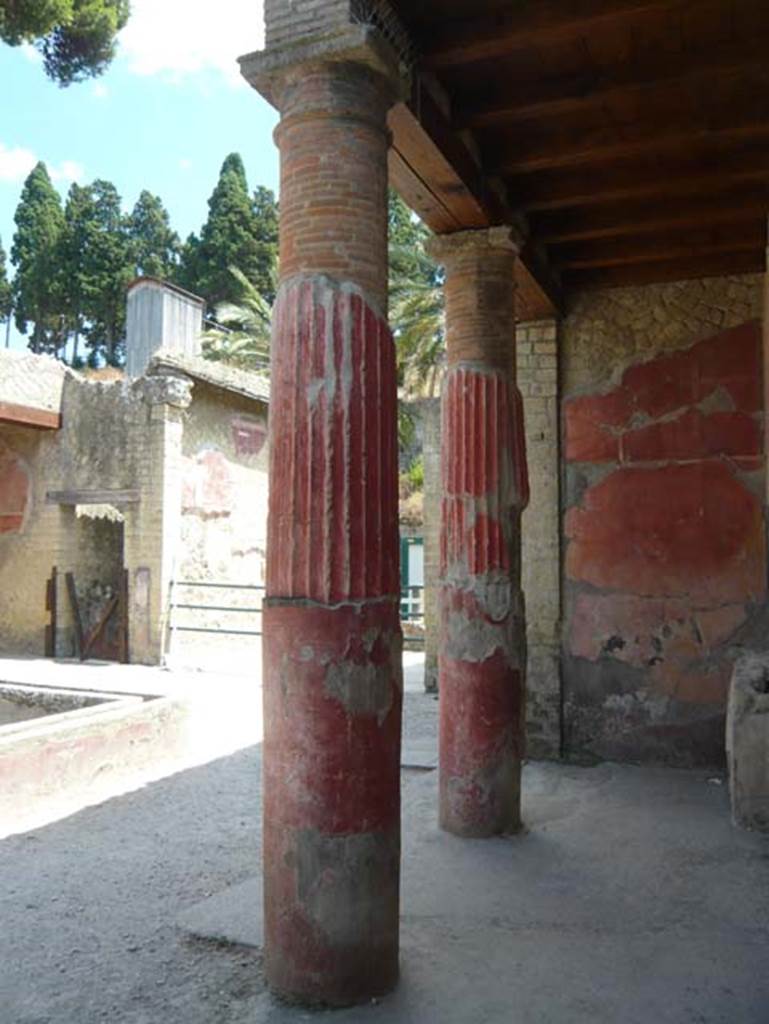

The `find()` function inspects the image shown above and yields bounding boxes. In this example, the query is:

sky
[0,0,279,350]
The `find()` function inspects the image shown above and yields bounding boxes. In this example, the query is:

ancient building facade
[0,346,268,666]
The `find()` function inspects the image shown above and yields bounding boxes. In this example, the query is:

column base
[439,650,524,837]
[262,599,402,1006]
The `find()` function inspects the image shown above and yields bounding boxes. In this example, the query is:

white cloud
[92,82,109,99]
[50,160,86,184]
[19,43,42,64]
[119,0,264,87]
[0,144,37,183]
[0,143,85,186]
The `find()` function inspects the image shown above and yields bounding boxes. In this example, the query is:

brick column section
[428,228,529,837]
[241,27,404,1007]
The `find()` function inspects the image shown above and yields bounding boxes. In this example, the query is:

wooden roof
[386,0,769,318]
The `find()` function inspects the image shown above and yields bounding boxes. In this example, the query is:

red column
[428,228,529,838]
[242,36,403,1006]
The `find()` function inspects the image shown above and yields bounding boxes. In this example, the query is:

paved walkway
[2,656,768,1022]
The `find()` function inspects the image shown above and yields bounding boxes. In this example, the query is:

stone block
[727,655,769,832]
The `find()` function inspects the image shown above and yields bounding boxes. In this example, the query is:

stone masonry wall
[561,274,765,769]
[517,320,561,759]
[0,370,190,663]
[171,384,269,664]
[264,0,351,49]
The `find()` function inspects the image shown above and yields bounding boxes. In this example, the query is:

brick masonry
[561,274,765,769]
[516,320,561,759]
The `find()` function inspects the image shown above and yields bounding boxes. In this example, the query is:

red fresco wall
[563,322,766,767]
[0,445,30,535]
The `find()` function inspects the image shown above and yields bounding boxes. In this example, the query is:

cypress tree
[78,179,133,365]
[0,236,11,348]
[128,190,180,280]
[11,161,66,354]
[178,153,278,314]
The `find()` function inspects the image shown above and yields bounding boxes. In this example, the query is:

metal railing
[169,580,265,637]
[169,580,426,638]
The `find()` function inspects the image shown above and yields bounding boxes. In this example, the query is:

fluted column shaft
[243,34,403,1007]
[428,228,529,837]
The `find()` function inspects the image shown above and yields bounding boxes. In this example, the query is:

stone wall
[561,274,765,768]
[0,424,61,656]
[264,0,351,49]
[517,320,561,759]
[168,384,269,664]
[179,384,269,585]
[0,371,191,664]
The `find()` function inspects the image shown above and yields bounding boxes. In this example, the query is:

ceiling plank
[552,224,766,270]
[510,157,769,212]
[533,193,769,243]
[387,83,563,316]
[421,0,684,70]
[494,118,769,176]
[562,250,764,290]
[456,46,768,128]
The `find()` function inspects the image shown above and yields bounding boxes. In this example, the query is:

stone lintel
[427,226,524,265]
[239,24,408,109]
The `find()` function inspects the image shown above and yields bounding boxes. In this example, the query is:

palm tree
[201,265,272,372]
[388,192,445,400]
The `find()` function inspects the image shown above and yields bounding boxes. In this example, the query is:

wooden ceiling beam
[421,0,684,70]
[494,118,769,176]
[563,250,764,290]
[456,47,768,129]
[552,225,766,271]
[387,78,564,316]
[533,193,769,244]
[511,159,769,213]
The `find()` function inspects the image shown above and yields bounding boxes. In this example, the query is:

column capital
[426,226,524,265]
[239,24,408,110]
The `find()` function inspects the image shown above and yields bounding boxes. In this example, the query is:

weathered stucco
[561,274,765,768]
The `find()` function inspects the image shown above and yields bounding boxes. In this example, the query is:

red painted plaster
[564,321,766,736]
[0,448,30,534]
[182,449,234,517]
[266,278,399,603]
[565,321,762,464]
[566,461,764,603]
[439,365,526,836]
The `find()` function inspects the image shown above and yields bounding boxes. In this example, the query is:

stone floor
[1,655,768,1023]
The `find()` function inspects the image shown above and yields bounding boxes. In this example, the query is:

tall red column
[428,228,529,838]
[241,30,404,1006]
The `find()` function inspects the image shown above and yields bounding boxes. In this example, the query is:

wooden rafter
[551,224,765,271]
[562,250,764,290]
[456,47,769,129]
[511,160,769,213]
[534,192,769,244]
[421,0,685,70]
[494,118,769,177]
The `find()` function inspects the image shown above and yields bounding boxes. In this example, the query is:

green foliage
[388,191,444,399]
[59,182,92,358]
[0,0,129,86]
[178,154,278,315]
[128,190,180,279]
[0,236,12,330]
[11,162,66,354]
[406,456,424,491]
[77,179,133,364]
[202,266,272,373]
